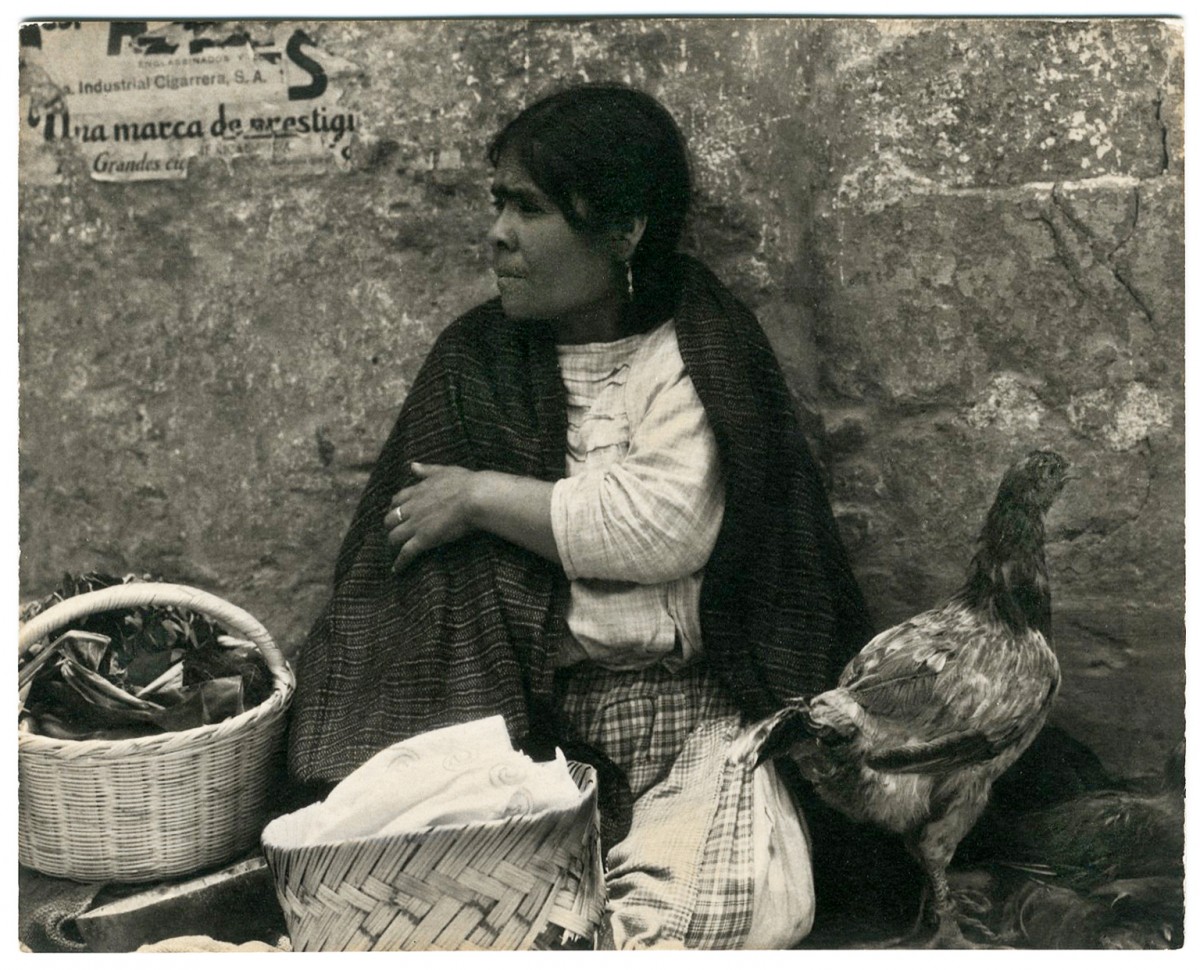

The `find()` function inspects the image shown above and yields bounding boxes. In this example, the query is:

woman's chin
[498,294,538,320]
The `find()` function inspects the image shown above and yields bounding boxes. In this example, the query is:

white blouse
[550,320,726,670]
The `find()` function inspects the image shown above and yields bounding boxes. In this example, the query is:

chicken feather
[735,449,1073,948]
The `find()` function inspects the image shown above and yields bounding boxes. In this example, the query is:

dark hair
[487,84,692,320]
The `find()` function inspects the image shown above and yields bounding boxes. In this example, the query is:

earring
[625,261,634,302]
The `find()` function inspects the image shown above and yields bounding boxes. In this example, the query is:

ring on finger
[395,507,406,524]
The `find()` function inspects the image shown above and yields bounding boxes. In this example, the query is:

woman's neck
[552,296,639,345]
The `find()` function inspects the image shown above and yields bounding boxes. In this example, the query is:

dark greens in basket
[19,572,275,741]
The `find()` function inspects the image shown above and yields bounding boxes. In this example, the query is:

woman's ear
[610,216,648,262]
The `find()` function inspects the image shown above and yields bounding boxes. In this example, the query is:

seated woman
[288,84,873,949]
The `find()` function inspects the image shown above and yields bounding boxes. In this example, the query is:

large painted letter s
[286,30,327,101]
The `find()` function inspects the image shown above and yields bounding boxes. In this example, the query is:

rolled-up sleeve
[551,361,725,584]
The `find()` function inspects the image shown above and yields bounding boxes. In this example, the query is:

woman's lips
[495,271,526,291]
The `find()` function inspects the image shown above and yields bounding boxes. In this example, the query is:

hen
[990,741,1184,889]
[736,449,1073,948]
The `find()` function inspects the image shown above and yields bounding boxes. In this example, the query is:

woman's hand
[385,464,562,573]
[384,462,479,573]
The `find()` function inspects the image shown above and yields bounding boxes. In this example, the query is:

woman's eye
[491,196,543,217]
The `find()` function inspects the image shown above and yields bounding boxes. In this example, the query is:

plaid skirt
[560,663,814,950]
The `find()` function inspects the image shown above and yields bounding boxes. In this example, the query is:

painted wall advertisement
[20,21,360,183]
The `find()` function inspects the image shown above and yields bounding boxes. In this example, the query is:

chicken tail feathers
[729,701,813,768]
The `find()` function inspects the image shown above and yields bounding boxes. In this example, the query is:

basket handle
[17,582,294,696]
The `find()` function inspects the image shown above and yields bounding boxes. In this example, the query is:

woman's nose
[487,209,515,249]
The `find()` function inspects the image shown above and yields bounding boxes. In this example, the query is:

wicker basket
[262,760,605,951]
[18,582,295,883]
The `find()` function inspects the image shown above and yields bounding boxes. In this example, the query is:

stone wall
[18,18,1183,777]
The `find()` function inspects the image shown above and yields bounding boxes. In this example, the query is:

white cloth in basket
[265,716,581,846]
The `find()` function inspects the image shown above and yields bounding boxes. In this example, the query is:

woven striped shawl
[287,255,873,785]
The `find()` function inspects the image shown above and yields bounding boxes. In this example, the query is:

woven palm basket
[262,760,605,951]
[18,582,295,883]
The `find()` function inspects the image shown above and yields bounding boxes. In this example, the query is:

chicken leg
[910,789,993,948]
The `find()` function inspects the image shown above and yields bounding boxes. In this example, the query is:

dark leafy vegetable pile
[19,572,275,741]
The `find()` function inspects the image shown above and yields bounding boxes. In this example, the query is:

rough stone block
[75,855,286,953]
[814,19,1179,189]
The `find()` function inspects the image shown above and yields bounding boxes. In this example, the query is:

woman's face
[487,150,623,333]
